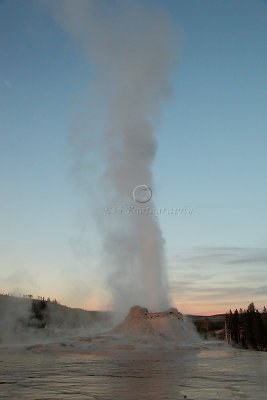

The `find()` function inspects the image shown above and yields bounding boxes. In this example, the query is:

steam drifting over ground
[50,0,177,312]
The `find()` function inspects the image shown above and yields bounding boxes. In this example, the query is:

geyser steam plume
[51,0,177,312]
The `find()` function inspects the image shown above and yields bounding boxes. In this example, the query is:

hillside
[0,294,112,344]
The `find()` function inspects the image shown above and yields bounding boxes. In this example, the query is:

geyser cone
[111,306,200,343]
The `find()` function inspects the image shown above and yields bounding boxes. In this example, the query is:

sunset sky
[0,0,266,315]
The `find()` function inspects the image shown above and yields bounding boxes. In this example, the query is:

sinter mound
[111,305,200,343]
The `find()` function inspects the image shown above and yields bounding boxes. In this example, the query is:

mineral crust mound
[110,305,199,342]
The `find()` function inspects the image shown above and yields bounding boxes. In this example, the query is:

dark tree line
[225,303,267,351]
[194,317,225,339]
[29,300,48,328]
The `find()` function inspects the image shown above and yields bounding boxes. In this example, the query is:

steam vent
[111,306,199,343]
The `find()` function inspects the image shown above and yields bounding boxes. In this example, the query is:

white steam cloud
[50,0,177,312]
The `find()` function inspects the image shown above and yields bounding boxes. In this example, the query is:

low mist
[0,294,113,345]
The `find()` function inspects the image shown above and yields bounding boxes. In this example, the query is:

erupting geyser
[52,0,178,312]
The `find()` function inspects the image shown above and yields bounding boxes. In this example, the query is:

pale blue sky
[0,0,266,313]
